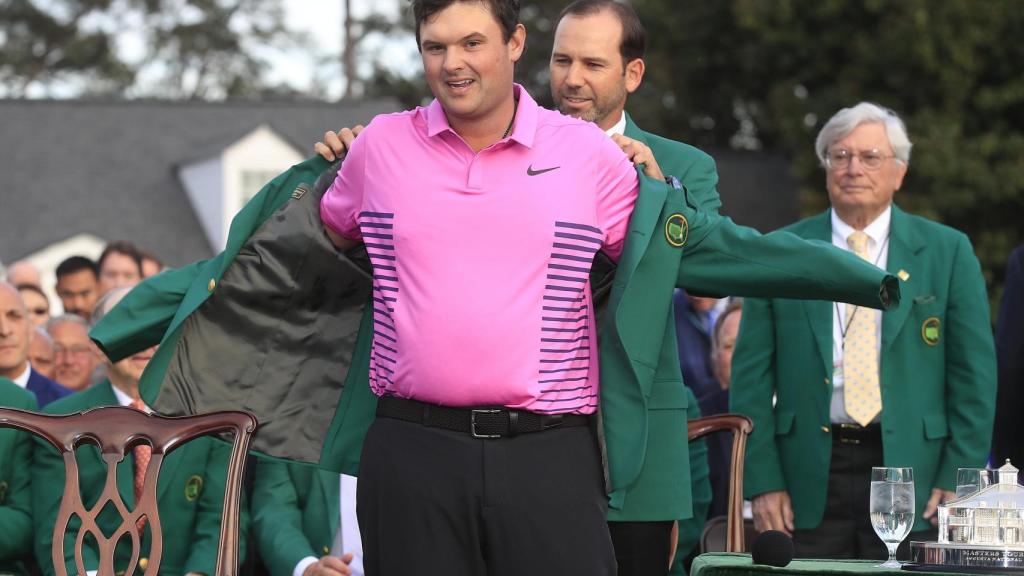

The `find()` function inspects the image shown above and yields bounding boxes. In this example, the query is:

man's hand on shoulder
[752,490,794,536]
[302,554,354,576]
[314,126,365,161]
[610,134,665,182]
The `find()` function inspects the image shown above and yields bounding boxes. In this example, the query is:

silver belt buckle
[471,409,502,439]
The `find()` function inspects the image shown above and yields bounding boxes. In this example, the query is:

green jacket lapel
[882,205,922,353]
[798,211,834,375]
[616,113,665,286]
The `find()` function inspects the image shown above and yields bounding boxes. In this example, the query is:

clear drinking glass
[870,466,915,568]
[955,468,991,498]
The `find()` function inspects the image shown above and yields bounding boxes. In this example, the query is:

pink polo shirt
[321,86,638,414]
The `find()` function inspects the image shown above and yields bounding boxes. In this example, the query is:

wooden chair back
[688,413,754,552]
[0,406,256,576]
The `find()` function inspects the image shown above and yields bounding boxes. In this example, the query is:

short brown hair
[97,241,143,277]
[412,0,521,47]
[558,0,646,66]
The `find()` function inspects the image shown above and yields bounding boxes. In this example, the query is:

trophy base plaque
[903,541,1024,573]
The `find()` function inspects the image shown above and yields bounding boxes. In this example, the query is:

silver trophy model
[906,460,1024,572]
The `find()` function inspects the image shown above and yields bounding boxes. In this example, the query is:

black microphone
[750,530,794,567]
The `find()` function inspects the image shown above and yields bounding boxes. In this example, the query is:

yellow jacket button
[824,378,830,385]
[821,426,830,433]
[138,557,149,570]
[208,278,216,292]
[323,545,330,555]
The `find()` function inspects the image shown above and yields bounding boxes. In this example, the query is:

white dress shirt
[829,206,891,424]
[293,474,363,576]
[604,112,627,137]
[11,363,31,389]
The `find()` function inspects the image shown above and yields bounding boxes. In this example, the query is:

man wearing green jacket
[730,102,996,559]
[32,289,245,576]
[252,460,362,576]
[0,377,36,576]
[550,3,718,573]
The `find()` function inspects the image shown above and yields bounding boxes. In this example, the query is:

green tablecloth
[691,553,947,575]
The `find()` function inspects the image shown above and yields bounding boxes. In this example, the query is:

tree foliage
[0,0,297,99]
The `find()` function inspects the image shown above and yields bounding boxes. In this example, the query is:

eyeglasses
[54,345,93,358]
[825,149,897,171]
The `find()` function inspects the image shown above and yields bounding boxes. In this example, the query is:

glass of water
[956,468,991,498]
[870,466,915,568]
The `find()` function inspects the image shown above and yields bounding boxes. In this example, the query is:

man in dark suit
[993,245,1024,466]
[0,282,70,407]
[673,290,723,402]
[731,102,996,559]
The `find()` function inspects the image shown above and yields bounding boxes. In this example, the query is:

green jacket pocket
[923,414,949,440]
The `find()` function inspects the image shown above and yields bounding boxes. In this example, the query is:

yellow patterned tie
[843,230,882,426]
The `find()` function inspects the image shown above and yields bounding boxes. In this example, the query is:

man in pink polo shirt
[319,0,666,574]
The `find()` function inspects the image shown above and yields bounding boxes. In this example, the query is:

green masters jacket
[91,153,897,539]
[730,206,996,532]
[621,113,716,561]
[31,380,246,576]
[0,377,37,576]
[252,459,341,576]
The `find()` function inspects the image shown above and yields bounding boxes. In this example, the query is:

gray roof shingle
[0,98,399,267]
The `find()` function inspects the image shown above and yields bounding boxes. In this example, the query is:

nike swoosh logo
[527,165,561,176]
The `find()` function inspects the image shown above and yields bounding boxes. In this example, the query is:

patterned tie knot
[847,230,870,260]
[130,397,146,412]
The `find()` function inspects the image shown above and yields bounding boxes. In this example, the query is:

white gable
[178,125,304,251]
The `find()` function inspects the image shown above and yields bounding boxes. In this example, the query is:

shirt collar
[110,383,149,411]
[604,112,627,137]
[831,204,892,248]
[425,84,538,148]
[11,363,30,389]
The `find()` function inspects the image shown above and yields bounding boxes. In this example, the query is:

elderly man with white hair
[730,102,996,560]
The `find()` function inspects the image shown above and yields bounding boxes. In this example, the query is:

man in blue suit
[993,245,1024,466]
[0,283,70,407]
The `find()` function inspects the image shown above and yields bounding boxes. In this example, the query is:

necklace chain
[502,96,519,140]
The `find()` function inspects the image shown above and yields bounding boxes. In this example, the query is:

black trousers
[793,427,937,559]
[609,520,674,576]
[356,416,616,576]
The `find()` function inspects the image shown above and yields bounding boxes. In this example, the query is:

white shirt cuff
[293,556,318,576]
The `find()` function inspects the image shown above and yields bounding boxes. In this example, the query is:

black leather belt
[376,396,590,439]
[832,422,882,445]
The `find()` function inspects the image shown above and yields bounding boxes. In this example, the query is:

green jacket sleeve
[680,151,721,215]
[91,260,207,362]
[932,234,997,489]
[678,215,898,309]
[183,439,249,575]
[252,460,319,576]
[728,296,788,498]
[0,391,37,564]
